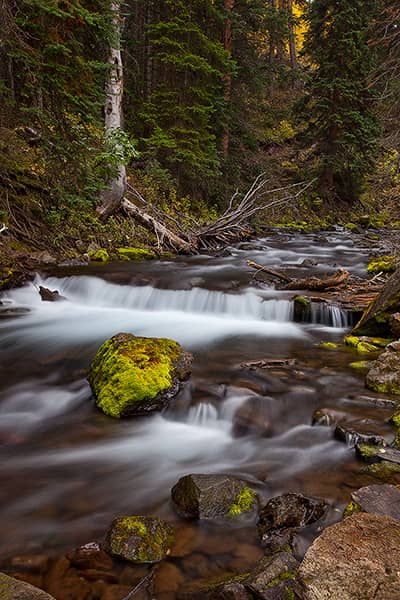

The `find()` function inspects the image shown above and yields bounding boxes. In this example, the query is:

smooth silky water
[0,230,395,579]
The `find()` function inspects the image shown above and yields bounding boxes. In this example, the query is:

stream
[0,229,396,577]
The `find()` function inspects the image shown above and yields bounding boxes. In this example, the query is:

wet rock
[245,552,300,600]
[0,572,55,599]
[347,484,400,521]
[355,443,400,464]
[257,493,327,550]
[88,332,192,417]
[171,474,258,521]
[104,516,174,563]
[154,562,184,596]
[30,251,57,265]
[8,555,49,574]
[312,407,349,427]
[177,574,251,600]
[170,525,199,558]
[44,556,93,600]
[38,286,65,302]
[66,541,114,573]
[334,420,386,447]
[353,266,400,337]
[297,512,400,599]
[348,393,397,409]
[232,396,275,437]
[366,345,400,395]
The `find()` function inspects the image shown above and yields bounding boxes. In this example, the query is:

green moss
[367,380,400,396]
[357,341,379,353]
[344,222,357,231]
[367,255,397,274]
[0,266,14,289]
[88,333,189,418]
[88,248,109,262]
[319,342,339,350]
[344,335,361,348]
[293,295,310,307]
[343,500,361,518]
[349,361,370,369]
[117,247,156,260]
[228,486,257,517]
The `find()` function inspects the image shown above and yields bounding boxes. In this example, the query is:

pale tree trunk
[97,0,127,220]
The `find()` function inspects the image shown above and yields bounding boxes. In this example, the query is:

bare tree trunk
[97,0,127,220]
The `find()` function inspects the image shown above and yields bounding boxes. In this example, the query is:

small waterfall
[187,403,219,425]
[309,301,351,328]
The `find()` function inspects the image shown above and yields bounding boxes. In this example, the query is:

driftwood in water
[241,358,297,369]
[121,176,314,253]
[247,260,350,291]
[283,268,350,291]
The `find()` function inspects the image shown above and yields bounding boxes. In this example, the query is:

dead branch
[246,260,292,283]
[121,176,315,254]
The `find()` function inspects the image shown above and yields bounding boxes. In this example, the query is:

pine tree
[304,0,380,203]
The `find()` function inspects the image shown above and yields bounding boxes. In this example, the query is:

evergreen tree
[304,0,380,203]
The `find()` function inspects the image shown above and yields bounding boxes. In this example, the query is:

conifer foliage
[304,0,380,203]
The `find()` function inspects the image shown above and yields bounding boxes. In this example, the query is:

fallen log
[283,268,350,291]
[122,198,195,253]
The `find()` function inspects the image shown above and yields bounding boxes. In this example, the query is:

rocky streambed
[2,228,400,599]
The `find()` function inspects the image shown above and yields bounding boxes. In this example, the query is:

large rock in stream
[297,512,400,599]
[365,341,400,395]
[0,572,55,599]
[88,333,192,417]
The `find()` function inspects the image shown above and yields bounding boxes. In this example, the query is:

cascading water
[0,230,393,567]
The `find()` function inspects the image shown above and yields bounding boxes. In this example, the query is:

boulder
[334,421,386,447]
[353,267,400,336]
[346,484,400,521]
[104,516,174,563]
[245,552,300,600]
[171,474,258,521]
[365,343,400,395]
[0,572,55,599]
[232,396,275,437]
[88,333,192,417]
[297,512,400,599]
[389,313,400,337]
[257,493,327,550]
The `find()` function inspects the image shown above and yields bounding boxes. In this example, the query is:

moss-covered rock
[367,255,397,274]
[319,342,340,350]
[171,474,258,521]
[117,247,156,260]
[88,333,193,418]
[349,361,370,370]
[365,346,400,395]
[344,335,387,354]
[104,516,174,563]
[343,500,361,518]
[88,248,109,262]
[353,267,400,337]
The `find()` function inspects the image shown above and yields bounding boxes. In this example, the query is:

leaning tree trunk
[97,0,127,220]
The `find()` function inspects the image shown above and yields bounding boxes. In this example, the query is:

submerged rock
[38,286,65,302]
[0,572,55,599]
[334,420,386,447]
[245,552,300,600]
[88,332,192,418]
[104,516,174,563]
[297,513,400,599]
[257,493,327,551]
[171,474,258,521]
[232,395,275,437]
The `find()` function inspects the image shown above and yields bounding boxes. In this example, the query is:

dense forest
[0,0,400,263]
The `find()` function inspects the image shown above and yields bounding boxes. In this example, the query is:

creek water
[0,229,396,574]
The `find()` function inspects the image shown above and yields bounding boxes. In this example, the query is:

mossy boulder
[0,572,56,599]
[117,247,155,260]
[104,516,174,563]
[367,255,397,274]
[344,335,388,354]
[171,474,258,521]
[353,267,400,337]
[245,552,300,600]
[88,333,193,418]
[88,248,109,262]
[365,344,400,395]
